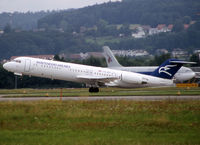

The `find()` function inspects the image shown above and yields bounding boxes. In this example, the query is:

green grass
[0,100,200,145]
[0,87,200,97]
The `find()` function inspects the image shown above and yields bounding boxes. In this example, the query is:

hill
[0,0,200,60]
[0,31,98,59]
[38,0,200,31]
[0,11,56,30]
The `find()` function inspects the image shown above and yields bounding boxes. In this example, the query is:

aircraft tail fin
[151,59,196,79]
[103,46,122,67]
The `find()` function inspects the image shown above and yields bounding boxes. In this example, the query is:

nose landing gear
[89,87,99,93]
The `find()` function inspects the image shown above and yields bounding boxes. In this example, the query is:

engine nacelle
[121,71,143,84]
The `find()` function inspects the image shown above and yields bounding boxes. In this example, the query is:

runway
[0,95,200,101]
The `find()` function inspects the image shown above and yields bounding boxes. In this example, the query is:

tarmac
[0,95,200,101]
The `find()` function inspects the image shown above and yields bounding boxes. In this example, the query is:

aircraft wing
[76,75,118,85]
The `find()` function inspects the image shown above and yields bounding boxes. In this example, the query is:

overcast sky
[0,0,121,13]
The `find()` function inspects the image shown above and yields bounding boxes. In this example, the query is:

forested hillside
[0,11,56,30]
[38,0,200,31]
[1,20,200,59]
[106,21,200,52]
[0,0,200,59]
[0,31,97,59]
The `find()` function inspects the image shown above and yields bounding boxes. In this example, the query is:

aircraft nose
[3,63,8,69]
[3,62,11,71]
[192,72,196,78]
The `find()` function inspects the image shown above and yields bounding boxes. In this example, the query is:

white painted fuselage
[110,66,195,83]
[3,57,175,88]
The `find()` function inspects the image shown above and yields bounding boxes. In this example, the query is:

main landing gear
[89,87,99,93]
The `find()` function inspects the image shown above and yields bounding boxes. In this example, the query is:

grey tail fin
[103,46,122,67]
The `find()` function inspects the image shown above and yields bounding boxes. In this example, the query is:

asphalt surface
[0,95,200,101]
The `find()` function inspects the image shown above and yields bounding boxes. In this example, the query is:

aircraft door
[24,59,31,72]
[119,73,122,80]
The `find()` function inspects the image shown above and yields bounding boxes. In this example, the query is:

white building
[149,28,159,35]
[112,49,149,57]
[0,30,4,35]
[172,49,188,58]
[132,27,146,38]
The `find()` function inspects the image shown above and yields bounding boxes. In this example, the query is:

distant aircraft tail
[103,46,122,67]
[151,59,196,79]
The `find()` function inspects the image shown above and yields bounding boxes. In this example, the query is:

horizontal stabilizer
[170,60,196,64]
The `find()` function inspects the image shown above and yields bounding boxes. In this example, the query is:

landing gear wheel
[89,87,93,92]
[94,87,99,93]
[89,87,99,93]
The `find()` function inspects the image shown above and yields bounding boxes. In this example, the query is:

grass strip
[0,100,200,145]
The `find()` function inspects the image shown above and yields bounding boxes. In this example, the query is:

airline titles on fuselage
[36,60,118,78]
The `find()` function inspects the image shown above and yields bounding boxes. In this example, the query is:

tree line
[0,31,98,59]
[38,0,200,31]
[0,11,54,30]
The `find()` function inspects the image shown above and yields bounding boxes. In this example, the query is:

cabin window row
[35,64,117,77]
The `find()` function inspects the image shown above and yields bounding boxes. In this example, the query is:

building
[69,54,82,60]
[168,24,173,30]
[112,49,149,57]
[149,24,172,35]
[68,52,103,60]
[87,52,104,58]
[157,24,171,33]
[149,28,159,35]
[172,49,188,58]
[156,49,169,55]
[132,27,146,38]
[194,50,200,60]
[0,30,4,35]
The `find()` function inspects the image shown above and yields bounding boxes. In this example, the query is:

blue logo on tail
[158,64,177,77]
[151,59,182,79]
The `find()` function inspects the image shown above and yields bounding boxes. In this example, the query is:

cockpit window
[186,70,190,72]
[12,59,21,63]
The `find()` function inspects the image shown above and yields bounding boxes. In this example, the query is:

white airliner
[3,56,193,92]
[103,46,196,82]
